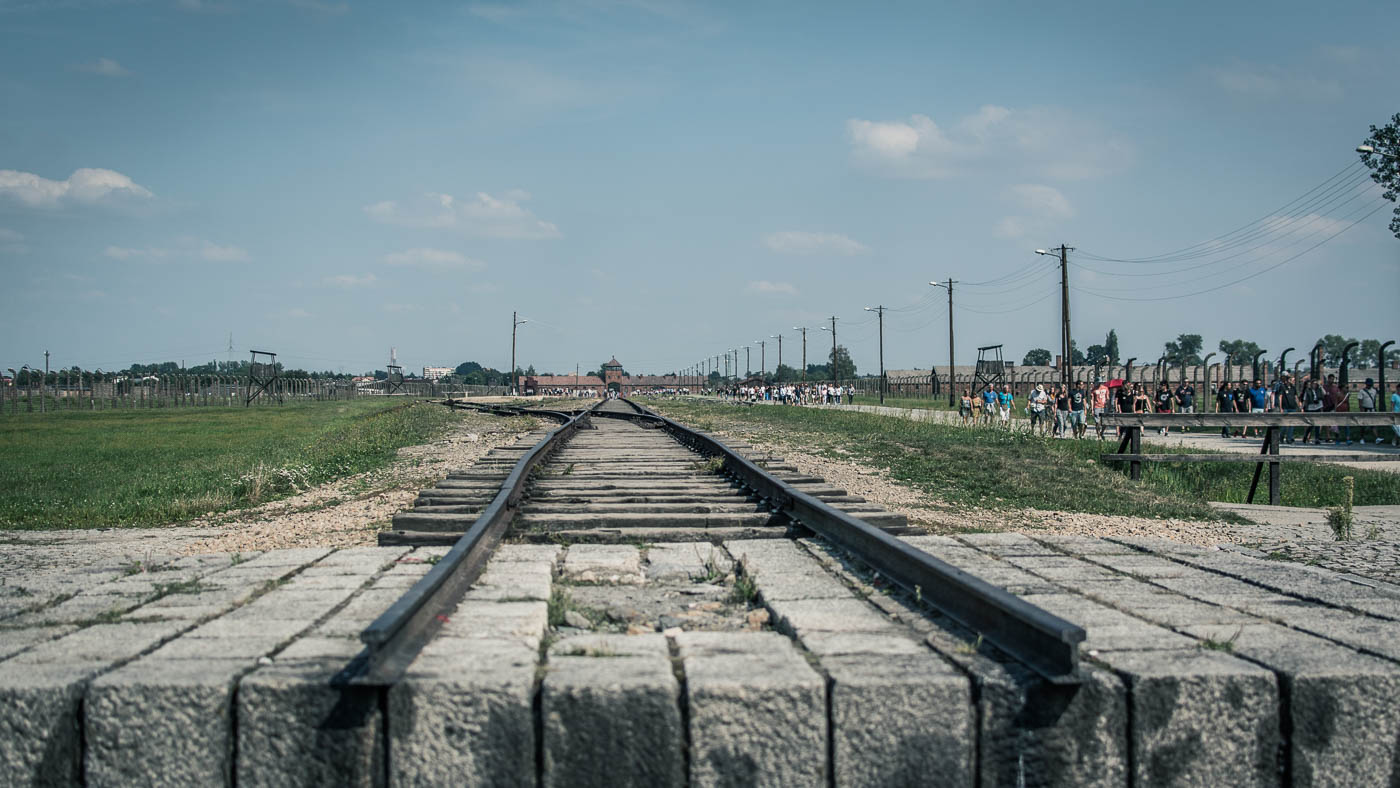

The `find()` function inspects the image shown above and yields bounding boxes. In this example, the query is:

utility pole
[930,280,956,407]
[43,350,49,413]
[511,312,527,395]
[865,307,886,404]
[793,327,809,382]
[755,341,766,379]
[1036,246,1074,392]
[745,346,751,377]
[771,335,783,378]
[821,316,840,385]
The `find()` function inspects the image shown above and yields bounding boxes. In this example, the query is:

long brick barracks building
[524,358,686,395]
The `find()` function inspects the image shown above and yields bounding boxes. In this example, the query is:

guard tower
[245,350,282,406]
[973,344,1007,397]
[602,357,624,392]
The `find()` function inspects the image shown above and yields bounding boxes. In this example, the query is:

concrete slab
[0,661,95,787]
[645,541,732,581]
[85,657,252,787]
[1095,649,1278,787]
[562,544,644,584]
[824,653,973,788]
[674,631,826,788]
[542,634,683,787]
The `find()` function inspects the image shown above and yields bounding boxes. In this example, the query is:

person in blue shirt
[1245,379,1269,439]
[1391,382,1400,447]
[997,385,1014,427]
[981,388,998,426]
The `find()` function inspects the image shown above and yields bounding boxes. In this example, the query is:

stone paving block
[765,597,904,638]
[222,590,354,622]
[0,661,97,787]
[9,620,187,665]
[675,631,826,788]
[313,589,405,637]
[543,634,683,787]
[799,631,926,656]
[314,545,409,567]
[145,635,287,660]
[464,561,554,601]
[186,616,311,641]
[1095,649,1278,787]
[233,547,333,568]
[389,639,540,787]
[7,593,143,626]
[281,573,372,591]
[237,656,383,788]
[645,541,732,581]
[562,544,643,584]
[439,599,550,645]
[494,543,563,564]
[824,652,973,788]
[86,657,253,787]
[0,625,74,660]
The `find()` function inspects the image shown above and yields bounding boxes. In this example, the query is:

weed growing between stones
[955,633,984,655]
[1327,476,1356,541]
[1199,628,1242,653]
[730,560,758,604]
[153,578,205,596]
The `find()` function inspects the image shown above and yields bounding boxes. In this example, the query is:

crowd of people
[703,375,1400,446]
[724,383,857,405]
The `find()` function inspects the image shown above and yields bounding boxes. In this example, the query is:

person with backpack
[1300,376,1326,444]
[1357,378,1380,444]
[1275,372,1300,444]
[1216,383,1235,438]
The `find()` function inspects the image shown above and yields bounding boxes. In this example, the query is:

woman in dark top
[1233,382,1250,437]
[1133,385,1150,414]
[1216,384,1234,437]
[1153,383,1174,435]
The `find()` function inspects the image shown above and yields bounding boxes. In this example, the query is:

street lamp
[754,340,767,379]
[511,312,528,395]
[929,280,956,407]
[792,327,810,382]
[770,334,783,378]
[865,305,886,404]
[1357,144,1397,160]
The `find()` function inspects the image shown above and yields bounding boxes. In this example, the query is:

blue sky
[2,0,1396,377]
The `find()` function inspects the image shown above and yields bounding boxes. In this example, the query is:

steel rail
[608,397,1086,683]
[334,399,602,687]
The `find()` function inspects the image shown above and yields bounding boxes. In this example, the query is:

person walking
[1092,381,1111,440]
[1301,377,1326,444]
[1391,382,1400,447]
[959,389,973,425]
[1132,384,1150,415]
[1323,375,1348,444]
[981,387,997,426]
[1216,381,1234,438]
[1244,379,1269,439]
[1357,378,1380,444]
[1275,372,1299,444]
[1174,379,1195,434]
[1153,382,1174,435]
[1070,380,1088,439]
[1028,384,1049,434]
[997,384,1014,428]
[1054,385,1070,437]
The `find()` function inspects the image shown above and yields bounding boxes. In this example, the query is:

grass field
[0,399,457,530]
[649,398,1400,520]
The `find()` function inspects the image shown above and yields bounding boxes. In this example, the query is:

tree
[1104,329,1120,366]
[1163,334,1204,367]
[1359,112,1400,240]
[772,364,800,383]
[1069,340,1086,366]
[524,364,536,376]
[1218,338,1262,364]
[455,361,483,377]
[1314,334,1357,367]
[829,346,857,380]
[1358,339,1400,369]
[707,370,721,385]
[1022,348,1052,366]
[1085,344,1108,365]
[806,362,831,380]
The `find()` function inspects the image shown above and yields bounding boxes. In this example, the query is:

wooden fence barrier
[1096,413,1400,505]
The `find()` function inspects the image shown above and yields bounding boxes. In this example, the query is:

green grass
[0,399,458,530]
[650,399,1400,519]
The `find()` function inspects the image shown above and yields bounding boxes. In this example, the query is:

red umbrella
[1105,379,1125,388]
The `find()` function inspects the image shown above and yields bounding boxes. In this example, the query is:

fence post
[1129,426,1142,481]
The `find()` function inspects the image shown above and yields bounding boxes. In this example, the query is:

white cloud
[199,241,248,261]
[746,280,797,296]
[324,273,378,288]
[995,184,1074,239]
[74,58,131,77]
[383,248,487,270]
[1210,64,1342,101]
[0,168,153,207]
[365,190,561,239]
[847,106,1131,180]
[762,231,868,256]
[104,238,246,262]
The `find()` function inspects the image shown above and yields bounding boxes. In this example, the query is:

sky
[1,0,1397,378]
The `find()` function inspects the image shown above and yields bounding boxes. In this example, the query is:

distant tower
[390,347,397,367]
[227,332,234,368]
[603,356,624,392]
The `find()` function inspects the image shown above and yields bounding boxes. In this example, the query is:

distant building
[522,357,687,395]
[423,366,453,381]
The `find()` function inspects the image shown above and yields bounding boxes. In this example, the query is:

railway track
[347,397,1085,687]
